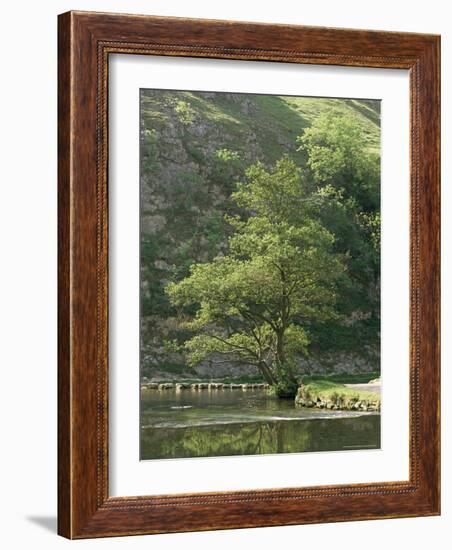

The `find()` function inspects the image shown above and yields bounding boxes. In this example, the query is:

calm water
[140,389,380,460]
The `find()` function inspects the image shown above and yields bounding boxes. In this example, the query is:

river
[141,388,380,460]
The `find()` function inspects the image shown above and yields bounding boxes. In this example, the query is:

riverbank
[295,378,380,412]
[141,373,381,412]
[140,373,381,411]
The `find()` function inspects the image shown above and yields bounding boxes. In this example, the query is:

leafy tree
[297,107,380,211]
[298,109,381,317]
[166,157,344,396]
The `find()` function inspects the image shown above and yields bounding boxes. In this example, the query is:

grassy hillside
[141,92,380,166]
[140,90,380,380]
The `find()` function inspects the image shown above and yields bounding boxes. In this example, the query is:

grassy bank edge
[296,377,380,412]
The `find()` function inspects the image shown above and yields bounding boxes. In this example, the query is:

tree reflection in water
[140,414,380,460]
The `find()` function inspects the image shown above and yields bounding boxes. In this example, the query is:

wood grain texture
[57,10,72,539]
[57,10,440,539]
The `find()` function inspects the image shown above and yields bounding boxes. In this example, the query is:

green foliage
[216,148,241,163]
[358,211,381,253]
[162,339,182,354]
[174,99,196,125]
[297,109,381,317]
[297,107,380,210]
[232,156,311,223]
[167,156,345,394]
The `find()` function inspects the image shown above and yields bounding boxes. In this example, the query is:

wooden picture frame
[58,10,440,539]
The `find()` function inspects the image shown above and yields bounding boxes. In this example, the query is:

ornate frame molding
[58,11,440,538]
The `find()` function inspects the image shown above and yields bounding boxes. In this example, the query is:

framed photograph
[58,11,440,538]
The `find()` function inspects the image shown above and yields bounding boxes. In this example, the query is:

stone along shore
[141,382,270,391]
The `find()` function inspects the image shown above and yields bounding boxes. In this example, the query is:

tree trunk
[275,327,298,390]
[258,361,276,385]
[276,328,285,366]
